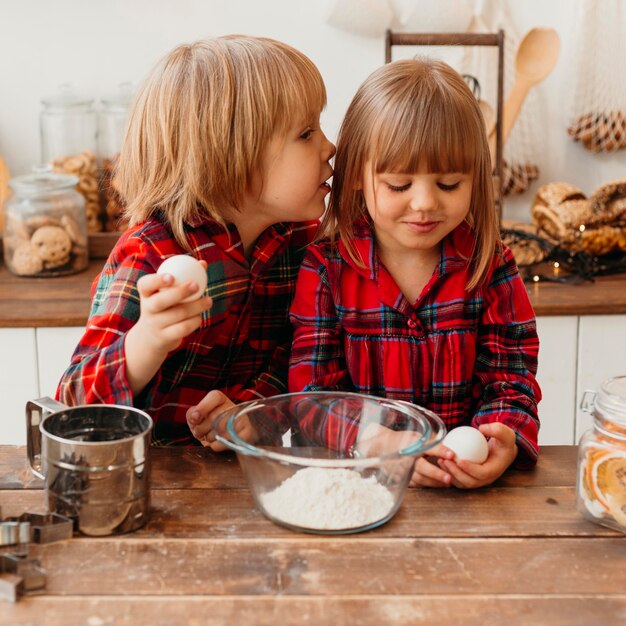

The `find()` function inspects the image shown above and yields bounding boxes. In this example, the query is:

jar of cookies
[40,85,101,233]
[3,170,88,277]
[98,83,133,232]
[576,375,626,534]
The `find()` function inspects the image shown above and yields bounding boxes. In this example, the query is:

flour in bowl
[259,467,395,530]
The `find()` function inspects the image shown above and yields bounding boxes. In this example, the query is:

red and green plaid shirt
[56,215,318,444]
[288,219,541,468]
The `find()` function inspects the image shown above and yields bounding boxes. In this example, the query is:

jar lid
[596,375,626,423]
[101,82,134,112]
[8,171,79,196]
[41,84,94,110]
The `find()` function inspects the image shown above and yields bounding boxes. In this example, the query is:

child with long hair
[57,35,335,445]
[289,58,541,488]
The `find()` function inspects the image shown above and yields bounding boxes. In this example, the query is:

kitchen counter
[1,256,626,327]
[0,234,115,328]
[0,444,624,625]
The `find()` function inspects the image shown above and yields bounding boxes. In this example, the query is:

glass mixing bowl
[214,391,446,534]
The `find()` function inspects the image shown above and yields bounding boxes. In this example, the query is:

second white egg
[442,426,489,463]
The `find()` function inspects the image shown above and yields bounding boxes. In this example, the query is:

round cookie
[60,214,87,247]
[11,242,44,276]
[30,225,72,269]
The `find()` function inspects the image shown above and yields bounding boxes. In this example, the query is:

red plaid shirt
[288,219,541,468]
[56,215,318,444]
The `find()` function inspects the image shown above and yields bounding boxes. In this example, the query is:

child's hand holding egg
[157,254,208,302]
[442,426,489,464]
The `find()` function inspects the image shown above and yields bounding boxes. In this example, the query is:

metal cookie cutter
[0,511,72,601]
[0,520,30,553]
[0,574,23,603]
[12,513,73,544]
[1,553,46,593]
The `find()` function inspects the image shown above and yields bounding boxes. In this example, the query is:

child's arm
[56,242,210,407]
[470,246,541,469]
[124,269,210,396]
[409,247,540,489]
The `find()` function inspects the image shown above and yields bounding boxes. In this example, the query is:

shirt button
[407,319,417,329]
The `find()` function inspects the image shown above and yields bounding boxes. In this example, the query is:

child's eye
[299,128,314,141]
[437,181,460,192]
[387,183,411,192]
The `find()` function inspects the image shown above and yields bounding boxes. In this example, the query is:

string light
[501,226,626,285]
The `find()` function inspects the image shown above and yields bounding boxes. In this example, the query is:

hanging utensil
[488,27,560,162]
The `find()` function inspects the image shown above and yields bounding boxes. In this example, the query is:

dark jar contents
[3,170,88,277]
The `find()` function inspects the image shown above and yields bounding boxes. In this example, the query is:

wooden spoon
[488,27,560,162]
[479,100,496,136]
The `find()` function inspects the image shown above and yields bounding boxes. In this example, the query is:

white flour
[259,467,395,530]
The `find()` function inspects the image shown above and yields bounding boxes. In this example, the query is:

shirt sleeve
[288,246,360,446]
[471,246,542,469]
[288,245,353,393]
[56,239,162,408]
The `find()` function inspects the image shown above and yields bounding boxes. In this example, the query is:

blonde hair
[116,35,327,247]
[325,57,500,290]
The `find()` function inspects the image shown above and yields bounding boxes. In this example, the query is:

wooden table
[0,445,624,625]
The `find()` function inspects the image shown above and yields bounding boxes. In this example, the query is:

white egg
[156,254,207,302]
[442,426,489,463]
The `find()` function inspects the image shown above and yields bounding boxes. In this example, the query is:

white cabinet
[0,328,38,445]
[36,327,85,399]
[576,315,626,441]
[0,326,83,445]
[535,316,578,445]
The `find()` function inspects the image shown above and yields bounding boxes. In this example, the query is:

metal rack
[384,30,505,220]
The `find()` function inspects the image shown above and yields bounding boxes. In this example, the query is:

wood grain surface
[4,596,626,626]
[0,445,624,626]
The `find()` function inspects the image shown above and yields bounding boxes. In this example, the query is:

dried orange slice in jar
[591,453,626,526]
[579,447,611,519]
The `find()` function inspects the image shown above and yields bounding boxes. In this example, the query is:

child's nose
[409,185,436,211]
[322,133,336,160]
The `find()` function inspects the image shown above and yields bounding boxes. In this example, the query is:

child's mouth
[404,221,438,234]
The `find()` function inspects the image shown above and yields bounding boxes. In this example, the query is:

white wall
[0,0,624,223]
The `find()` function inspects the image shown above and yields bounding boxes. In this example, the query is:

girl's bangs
[372,98,478,175]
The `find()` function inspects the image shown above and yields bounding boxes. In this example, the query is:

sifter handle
[25,397,67,479]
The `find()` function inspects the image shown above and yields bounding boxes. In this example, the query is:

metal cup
[26,397,153,536]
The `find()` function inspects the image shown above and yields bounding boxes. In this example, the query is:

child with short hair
[288,58,541,488]
[57,35,335,445]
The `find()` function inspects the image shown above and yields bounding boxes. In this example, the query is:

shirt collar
[184,217,294,272]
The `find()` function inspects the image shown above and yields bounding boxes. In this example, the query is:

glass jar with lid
[576,375,626,533]
[40,85,101,233]
[98,83,133,232]
[3,169,88,277]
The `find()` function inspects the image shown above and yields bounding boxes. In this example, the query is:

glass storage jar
[576,375,626,533]
[40,85,101,233]
[3,170,88,277]
[98,83,133,232]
